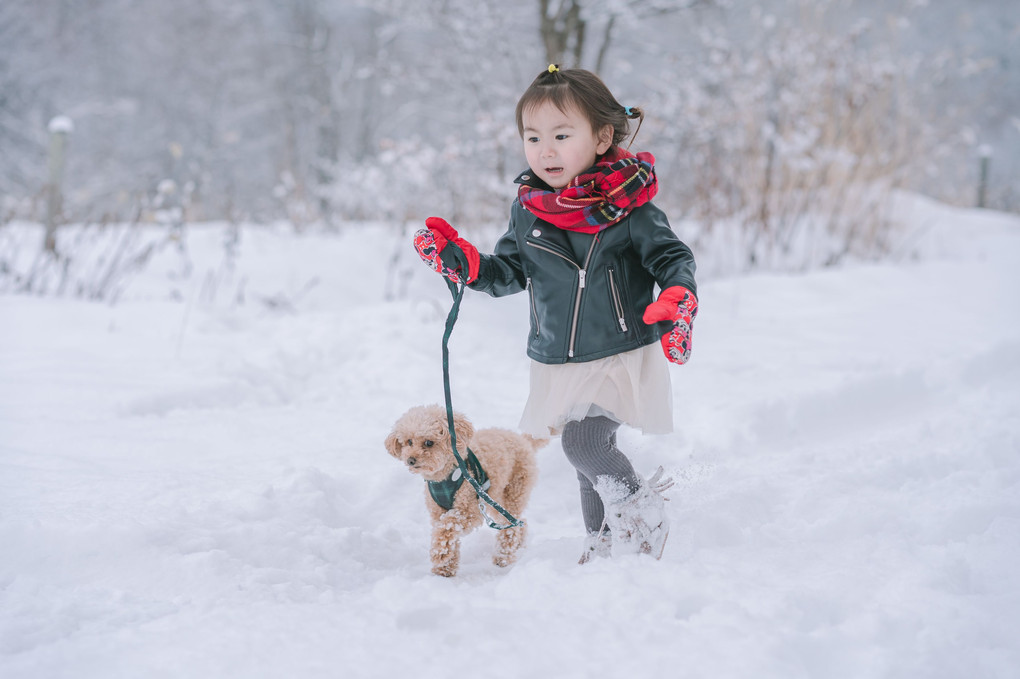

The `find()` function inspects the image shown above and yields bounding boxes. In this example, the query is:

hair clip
[624,106,635,116]
[547,64,560,73]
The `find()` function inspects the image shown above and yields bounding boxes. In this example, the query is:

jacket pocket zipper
[607,267,628,332]
[526,277,540,338]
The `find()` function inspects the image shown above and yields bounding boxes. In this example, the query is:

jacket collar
[514,168,552,190]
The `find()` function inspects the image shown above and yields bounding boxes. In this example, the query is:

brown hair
[514,66,644,151]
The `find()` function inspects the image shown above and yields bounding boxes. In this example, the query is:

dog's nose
[406,457,417,467]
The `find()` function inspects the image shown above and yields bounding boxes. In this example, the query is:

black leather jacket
[469,197,697,364]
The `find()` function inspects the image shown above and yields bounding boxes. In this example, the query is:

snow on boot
[594,467,673,559]
[578,529,612,565]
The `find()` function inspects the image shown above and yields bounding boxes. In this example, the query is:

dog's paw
[492,522,526,569]
[431,562,458,577]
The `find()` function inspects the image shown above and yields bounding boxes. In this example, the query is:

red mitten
[413,217,480,284]
[642,286,698,365]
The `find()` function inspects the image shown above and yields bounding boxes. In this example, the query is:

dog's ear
[384,430,402,459]
[451,412,474,449]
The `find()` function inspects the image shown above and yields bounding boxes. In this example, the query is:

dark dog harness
[427,448,490,511]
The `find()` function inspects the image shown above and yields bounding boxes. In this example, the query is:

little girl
[414,65,698,563]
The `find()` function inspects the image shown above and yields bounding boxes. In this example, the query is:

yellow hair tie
[547,64,560,73]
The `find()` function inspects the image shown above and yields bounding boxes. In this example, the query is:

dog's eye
[406,439,412,446]
[424,440,434,448]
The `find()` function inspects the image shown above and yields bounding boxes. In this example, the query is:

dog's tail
[522,434,550,452]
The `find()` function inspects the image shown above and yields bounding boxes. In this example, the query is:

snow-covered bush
[0,220,165,302]
[640,9,934,272]
[324,132,515,227]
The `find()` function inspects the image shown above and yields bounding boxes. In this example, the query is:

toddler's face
[521,101,612,189]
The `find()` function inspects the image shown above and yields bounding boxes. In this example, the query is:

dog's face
[385,405,475,481]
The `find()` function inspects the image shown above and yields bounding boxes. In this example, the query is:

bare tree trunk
[593,16,616,75]
[540,1,711,74]
[539,0,586,68]
[977,147,991,208]
[44,117,72,253]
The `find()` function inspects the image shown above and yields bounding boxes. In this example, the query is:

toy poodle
[385,405,545,577]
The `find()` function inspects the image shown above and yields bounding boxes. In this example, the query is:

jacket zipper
[607,267,628,332]
[526,236,599,358]
[526,277,540,338]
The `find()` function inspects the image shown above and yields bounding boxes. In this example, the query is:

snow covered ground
[2,194,1019,678]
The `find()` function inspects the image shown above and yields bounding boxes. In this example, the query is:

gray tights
[560,415,641,534]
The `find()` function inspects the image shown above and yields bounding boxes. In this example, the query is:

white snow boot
[595,467,674,559]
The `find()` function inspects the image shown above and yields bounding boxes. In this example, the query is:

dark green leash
[441,272,523,530]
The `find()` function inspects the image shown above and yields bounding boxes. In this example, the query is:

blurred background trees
[1,0,1016,271]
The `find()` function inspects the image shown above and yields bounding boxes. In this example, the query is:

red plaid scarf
[518,147,658,233]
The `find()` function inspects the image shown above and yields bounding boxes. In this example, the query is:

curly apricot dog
[385,405,545,577]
